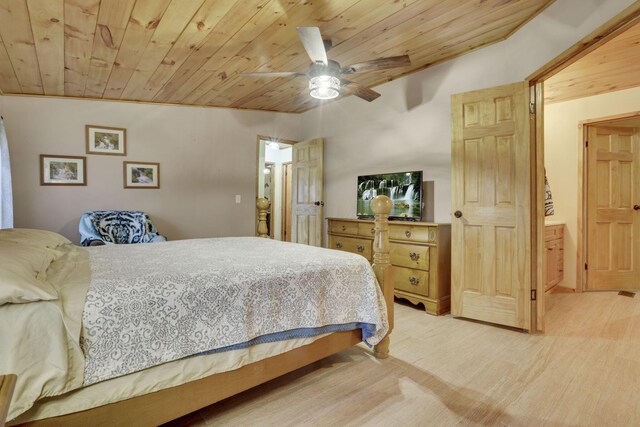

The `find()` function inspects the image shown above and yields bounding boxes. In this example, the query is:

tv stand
[327,218,451,315]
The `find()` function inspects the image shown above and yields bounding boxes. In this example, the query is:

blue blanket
[197,322,376,356]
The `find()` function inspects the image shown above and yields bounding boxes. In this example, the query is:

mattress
[12,332,332,423]
[1,235,388,422]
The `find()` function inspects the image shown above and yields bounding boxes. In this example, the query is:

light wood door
[265,163,275,238]
[451,82,531,330]
[291,138,323,246]
[586,126,640,290]
[282,162,292,242]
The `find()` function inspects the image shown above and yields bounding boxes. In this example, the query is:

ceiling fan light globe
[309,75,340,100]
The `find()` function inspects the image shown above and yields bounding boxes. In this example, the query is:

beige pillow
[0,228,71,249]
[0,241,58,305]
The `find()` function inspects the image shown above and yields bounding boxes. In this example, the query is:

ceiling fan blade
[296,27,328,65]
[341,55,411,74]
[240,71,306,78]
[341,79,381,102]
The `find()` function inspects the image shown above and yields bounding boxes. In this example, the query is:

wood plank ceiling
[545,20,640,104]
[0,0,554,113]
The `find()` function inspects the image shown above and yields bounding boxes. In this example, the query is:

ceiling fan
[240,27,411,104]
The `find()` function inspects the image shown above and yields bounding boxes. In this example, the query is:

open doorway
[465,3,640,332]
[540,14,640,296]
[256,136,296,240]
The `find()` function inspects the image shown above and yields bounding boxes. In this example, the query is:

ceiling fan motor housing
[308,59,342,78]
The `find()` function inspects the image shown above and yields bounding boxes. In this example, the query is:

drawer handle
[335,242,343,248]
[357,245,365,253]
[409,276,420,286]
[341,225,346,231]
[370,227,375,234]
[405,230,412,238]
[409,252,420,261]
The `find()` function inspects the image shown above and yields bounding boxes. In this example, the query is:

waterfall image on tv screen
[357,171,422,220]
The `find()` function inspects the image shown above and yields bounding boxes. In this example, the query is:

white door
[451,82,533,330]
[291,138,323,246]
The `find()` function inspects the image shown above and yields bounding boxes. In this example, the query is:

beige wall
[0,95,300,243]
[0,0,634,246]
[300,0,635,225]
[544,86,640,289]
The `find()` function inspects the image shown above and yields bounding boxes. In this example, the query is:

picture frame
[40,155,87,186]
[124,161,160,189]
[86,125,127,156]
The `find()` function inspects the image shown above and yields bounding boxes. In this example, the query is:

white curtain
[0,117,13,228]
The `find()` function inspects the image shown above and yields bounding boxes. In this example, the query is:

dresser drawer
[329,220,359,235]
[393,267,429,296]
[390,243,430,270]
[358,222,376,237]
[389,224,436,243]
[544,224,563,241]
[328,235,372,261]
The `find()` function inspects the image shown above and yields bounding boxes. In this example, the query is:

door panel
[586,126,640,290]
[451,82,531,330]
[291,138,323,246]
[282,163,292,242]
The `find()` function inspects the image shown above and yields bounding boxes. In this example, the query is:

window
[0,118,13,228]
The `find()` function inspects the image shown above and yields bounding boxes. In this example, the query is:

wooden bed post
[0,374,16,426]
[371,195,394,359]
[256,198,270,238]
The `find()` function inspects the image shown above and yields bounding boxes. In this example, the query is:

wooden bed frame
[12,195,394,427]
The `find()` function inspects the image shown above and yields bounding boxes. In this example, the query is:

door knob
[634,205,640,211]
[314,201,324,206]
[454,210,463,218]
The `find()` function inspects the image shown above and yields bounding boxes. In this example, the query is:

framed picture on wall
[40,155,86,186]
[124,161,160,189]
[86,125,126,155]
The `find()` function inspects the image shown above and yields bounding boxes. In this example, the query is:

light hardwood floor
[165,292,640,426]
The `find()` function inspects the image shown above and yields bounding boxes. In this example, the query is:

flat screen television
[357,171,423,221]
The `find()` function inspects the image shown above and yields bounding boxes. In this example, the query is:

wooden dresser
[544,223,564,291]
[327,218,451,315]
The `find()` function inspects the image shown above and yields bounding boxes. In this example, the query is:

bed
[1,196,394,426]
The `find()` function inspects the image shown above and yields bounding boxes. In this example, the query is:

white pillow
[0,241,58,305]
[0,228,71,249]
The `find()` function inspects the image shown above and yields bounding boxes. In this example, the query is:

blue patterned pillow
[89,211,156,244]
